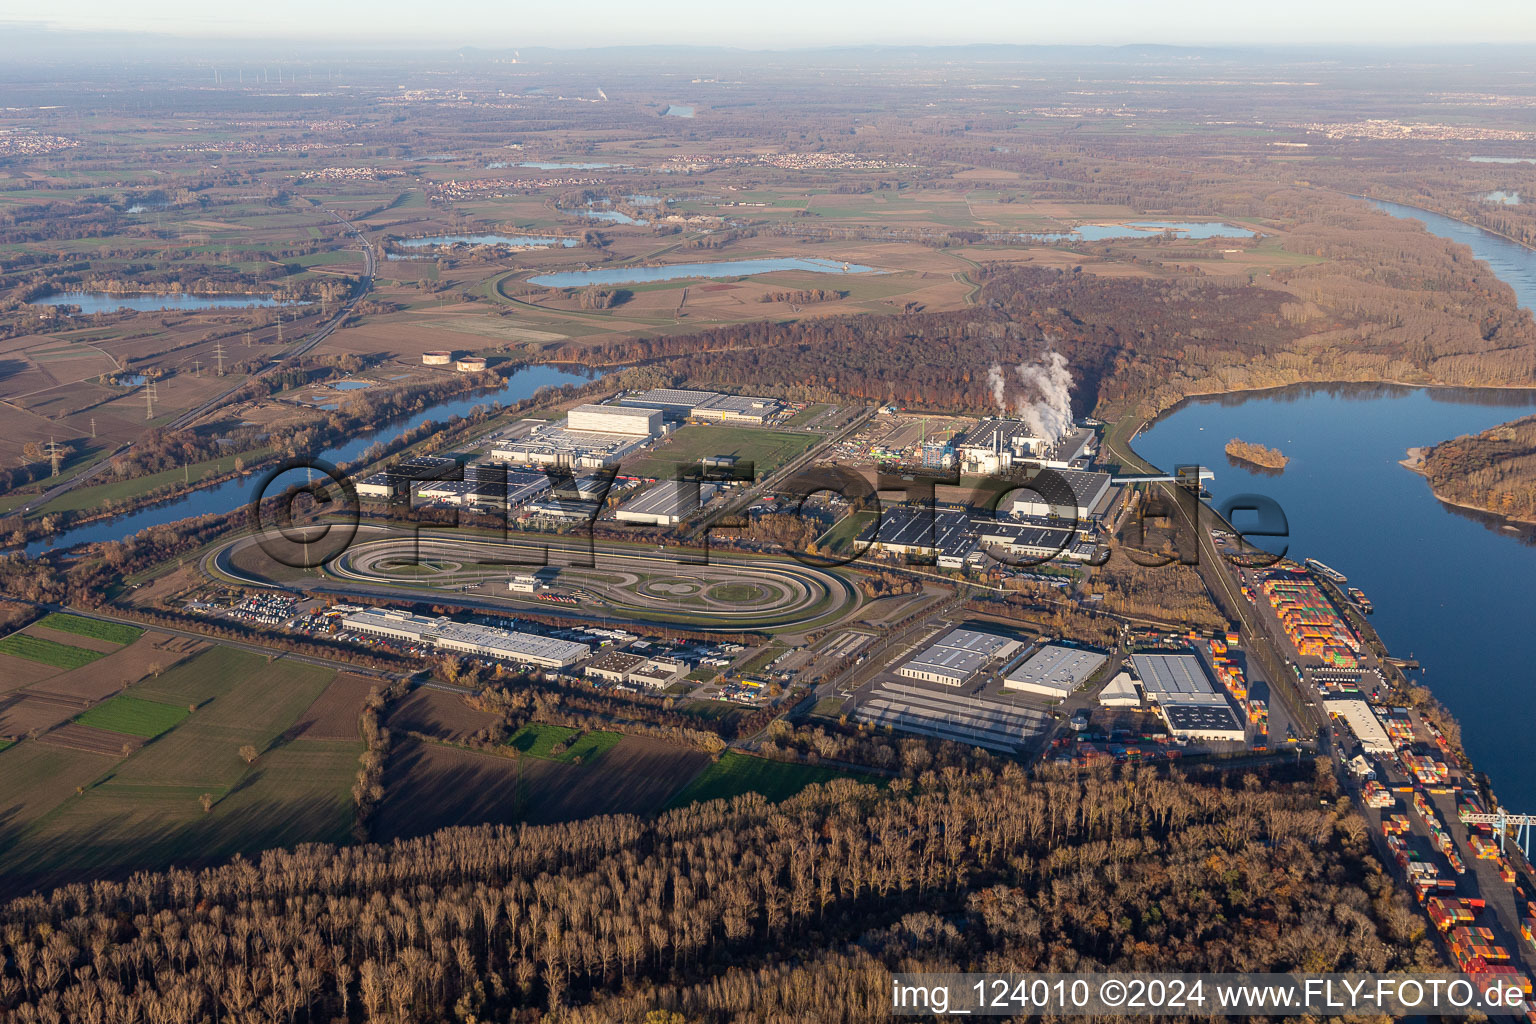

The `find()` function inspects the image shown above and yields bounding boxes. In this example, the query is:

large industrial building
[567,403,663,436]
[1003,644,1108,700]
[853,681,1051,752]
[955,419,1047,474]
[1131,652,1246,741]
[355,454,461,500]
[972,519,1091,562]
[1007,469,1113,520]
[584,651,688,689]
[614,479,717,525]
[896,628,1022,687]
[861,503,1091,567]
[864,506,977,567]
[954,419,1096,474]
[619,388,783,425]
[492,424,653,470]
[1325,697,1395,755]
[339,607,590,668]
[415,466,552,509]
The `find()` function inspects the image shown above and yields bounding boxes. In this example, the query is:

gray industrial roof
[901,628,1017,680]
[1162,703,1244,734]
[1132,652,1228,706]
[1005,644,1107,692]
[617,478,715,518]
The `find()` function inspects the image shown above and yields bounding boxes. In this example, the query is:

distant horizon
[2,0,1536,51]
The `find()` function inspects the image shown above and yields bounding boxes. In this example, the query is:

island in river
[1404,413,1536,524]
[1224,437,1289,470]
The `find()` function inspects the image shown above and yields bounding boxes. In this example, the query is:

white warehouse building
[1003,644,1108,700]
[896,628,1022,687]
[339,607,590,668]
[567,403,662,436]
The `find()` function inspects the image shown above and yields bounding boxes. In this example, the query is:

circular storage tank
[456,356,488,372]
[422,350,453,366]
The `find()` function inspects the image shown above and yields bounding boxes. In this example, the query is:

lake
[1468,156,1536,164]
[1483,191,1522,206]
[1136,196,1536,811]
[1031,221,1257,241]
[36,292,301,314]
[515,161,618,170]
[27,364,593,556]
[528,257,879,288]
[395,234,579,249]
[663,105,695,118]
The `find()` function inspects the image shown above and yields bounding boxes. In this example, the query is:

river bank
[1399,445,1536,527]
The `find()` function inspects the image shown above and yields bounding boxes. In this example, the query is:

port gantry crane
[1461,810,1536,860]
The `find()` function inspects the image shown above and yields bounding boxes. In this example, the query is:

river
[1135,197,1536,810]
[28,364,592,557]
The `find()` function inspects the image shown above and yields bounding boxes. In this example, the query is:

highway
[16,206,375,518]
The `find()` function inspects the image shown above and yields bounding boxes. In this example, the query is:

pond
[528,257,880,288]
[1483,191,1522,206]
[1029,221,1258,241]
[36,292,302,314]
[395,234,579,249]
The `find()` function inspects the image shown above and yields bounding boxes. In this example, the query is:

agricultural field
[388,687,500,742]
[665,750,854,808]
[0,644,354,893]
[376,733,709,840]
[0,632,105,670]
[73,695,188,738]
[34,613,144,646]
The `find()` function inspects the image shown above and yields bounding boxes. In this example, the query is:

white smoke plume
[986,363,1008,415]
[1012,348,1074,443]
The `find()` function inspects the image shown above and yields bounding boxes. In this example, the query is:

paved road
[205,524,863,635]
[16,207,375,518]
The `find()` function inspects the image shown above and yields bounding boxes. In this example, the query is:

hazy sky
[1,0,1533,47]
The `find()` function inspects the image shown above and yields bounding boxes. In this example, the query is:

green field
[37,613,143,646]
[0,646,353,887]
[0,740,12,753]
[507,722,578,758]
[506,723,623,764]
[0,633,105,670]
[560,730,622,764]
[781,403,835,428]
[623,425,818,479]
[127,644,252,707]
[814,509,878,555]
[665,750,851,808]
[75,696,188,738]
[107,651,335,791]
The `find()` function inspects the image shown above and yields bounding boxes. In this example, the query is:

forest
[1417,413,1536,522]
[0,761,1437,1024]
[539,191,1536,427]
